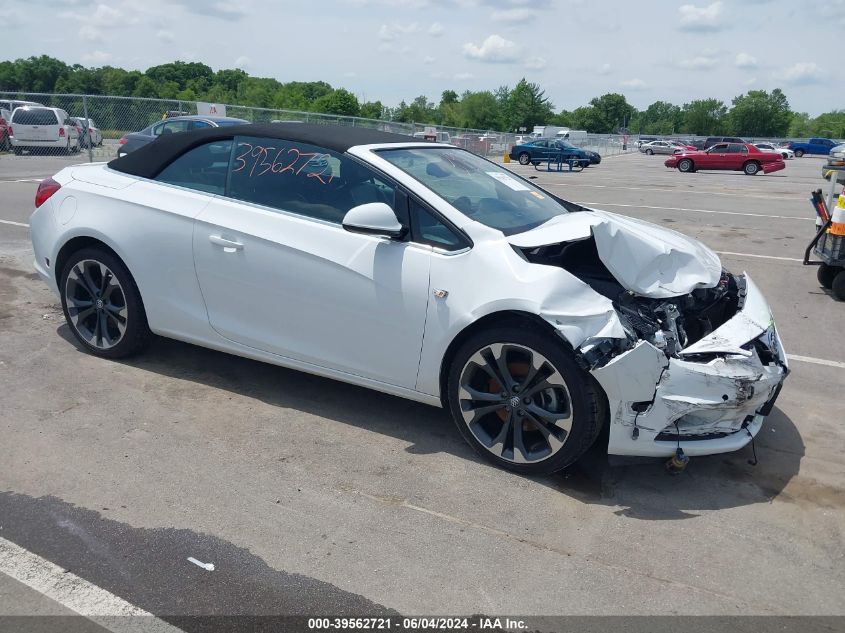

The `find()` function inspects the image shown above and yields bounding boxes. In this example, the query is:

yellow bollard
[503,153,510,163]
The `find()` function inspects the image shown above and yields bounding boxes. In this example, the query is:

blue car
[509,139,592,167]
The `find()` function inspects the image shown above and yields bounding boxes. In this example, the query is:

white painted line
[788,354,845,370]
[542,181,804,201]
[578,201,812,221]
[0,219,29,228]
[0,536,182,632]
[715,250,803,262]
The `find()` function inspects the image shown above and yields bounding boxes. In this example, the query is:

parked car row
[0,99,107,155]
[638,135,841,159]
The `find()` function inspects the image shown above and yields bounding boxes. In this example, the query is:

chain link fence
[1,91,638,163]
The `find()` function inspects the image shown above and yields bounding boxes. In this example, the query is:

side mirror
[342,202,405,239]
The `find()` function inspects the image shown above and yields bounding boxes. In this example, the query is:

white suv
[10,106,80,155]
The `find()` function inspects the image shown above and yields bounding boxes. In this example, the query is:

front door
[192,135,432,389]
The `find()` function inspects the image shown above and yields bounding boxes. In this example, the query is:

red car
[665,142,785,175]
[0,116,10,151]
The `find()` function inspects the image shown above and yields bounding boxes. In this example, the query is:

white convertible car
[29,124,788,474]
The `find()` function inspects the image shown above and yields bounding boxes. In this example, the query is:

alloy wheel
[458,343,573,464]
[64,259,128,349]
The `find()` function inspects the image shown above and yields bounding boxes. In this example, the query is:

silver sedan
[639,140,681,155]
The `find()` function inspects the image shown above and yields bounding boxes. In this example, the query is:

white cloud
[491,8,535,23]
[777,62,823,85]
[379,22,420,41]
[428,22,444,36]
[678,1,723,32]
[81,50,113,65]
[90,4,136,26]
[524,56,546,70]
[735,52,758,69]
[597,63,612,75]
[454,72,474,80]
[463,34,521,63]
[79,25,104,42]
[678,55,719,69]
[156,29,175,43]
[620,78,647,90]
[423,56,436,64]
[234,56,251,68]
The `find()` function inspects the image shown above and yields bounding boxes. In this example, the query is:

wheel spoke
[526,403,573,433]
[459,384,506,403]
[511,417,530,464]
[70,265,97,298]
[523,410,566,454]
[486,343,518,391]
[67,297,93,309]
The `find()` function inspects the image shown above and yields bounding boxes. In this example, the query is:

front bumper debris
[590,273,788,458]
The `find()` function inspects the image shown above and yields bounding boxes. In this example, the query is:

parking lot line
[715,250,803,262]
[0,536,181,632]
[577,201,812,222]
[0,219,28,228]
[787,354,845,370]
[538,181,806,202]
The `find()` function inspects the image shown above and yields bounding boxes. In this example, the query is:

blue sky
[7,0,842,115]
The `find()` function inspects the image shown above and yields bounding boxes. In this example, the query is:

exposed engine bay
[517,236,741,362]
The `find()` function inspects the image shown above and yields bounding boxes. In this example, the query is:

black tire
[678,158,694,172]
[518,152,531,165]
[13,146,22,156]
[744,161,760,175]
[818,263,841,289]
[446,325,605,475]
[795,149,805,158]
[832,270,845,301]
[59,247,154,358]
[645,149,653,155]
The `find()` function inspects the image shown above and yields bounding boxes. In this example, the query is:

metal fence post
[82,94,93,163]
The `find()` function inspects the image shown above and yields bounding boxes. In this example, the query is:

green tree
[588,93,636,133]
[505,78,554,131]
[359,100,384,119]
[681,99,727,135]
[635,100,683,134]
[313,88,360,116]
[460,91,502,130]
[727,89,791,136]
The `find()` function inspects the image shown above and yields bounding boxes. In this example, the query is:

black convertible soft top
[108,123,416,179]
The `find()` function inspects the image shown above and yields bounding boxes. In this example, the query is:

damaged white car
[28,124,788,474]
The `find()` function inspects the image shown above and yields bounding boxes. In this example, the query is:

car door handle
[208,235,244,251]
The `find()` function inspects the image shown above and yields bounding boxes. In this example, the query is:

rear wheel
[645,148,653,155]
[832,270,845,301]
[447,326,605,474]
[795,149,805,158]
[60,248,154,358]
[678,158,694,172]
[744,161,760,175]
[518,152,530,165]
[818,264,840,289]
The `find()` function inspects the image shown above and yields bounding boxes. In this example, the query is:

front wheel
[60,248,154,358]
[645,149,653,155]
[833,270,845,301]
[446,327,605,474]
[744,161,760,175]
[795,149,805,158]
[678,158,694,172]
[518,152,530,165]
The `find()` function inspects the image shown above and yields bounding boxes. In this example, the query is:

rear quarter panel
[43,170,215,339]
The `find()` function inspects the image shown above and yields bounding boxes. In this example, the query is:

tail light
[59,127,66,137]
[35,178,61,208]
[118,137,128,145]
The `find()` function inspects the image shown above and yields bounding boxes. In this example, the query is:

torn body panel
[590,276,787,457]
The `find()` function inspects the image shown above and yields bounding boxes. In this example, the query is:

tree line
[1,55,842,138]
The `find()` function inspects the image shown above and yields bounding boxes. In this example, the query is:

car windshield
[378,147,570,235]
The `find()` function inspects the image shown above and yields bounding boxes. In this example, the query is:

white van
[10,106,80,155]
[0,99,44,122]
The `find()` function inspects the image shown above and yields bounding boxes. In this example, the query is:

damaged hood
[508,210,722,298]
